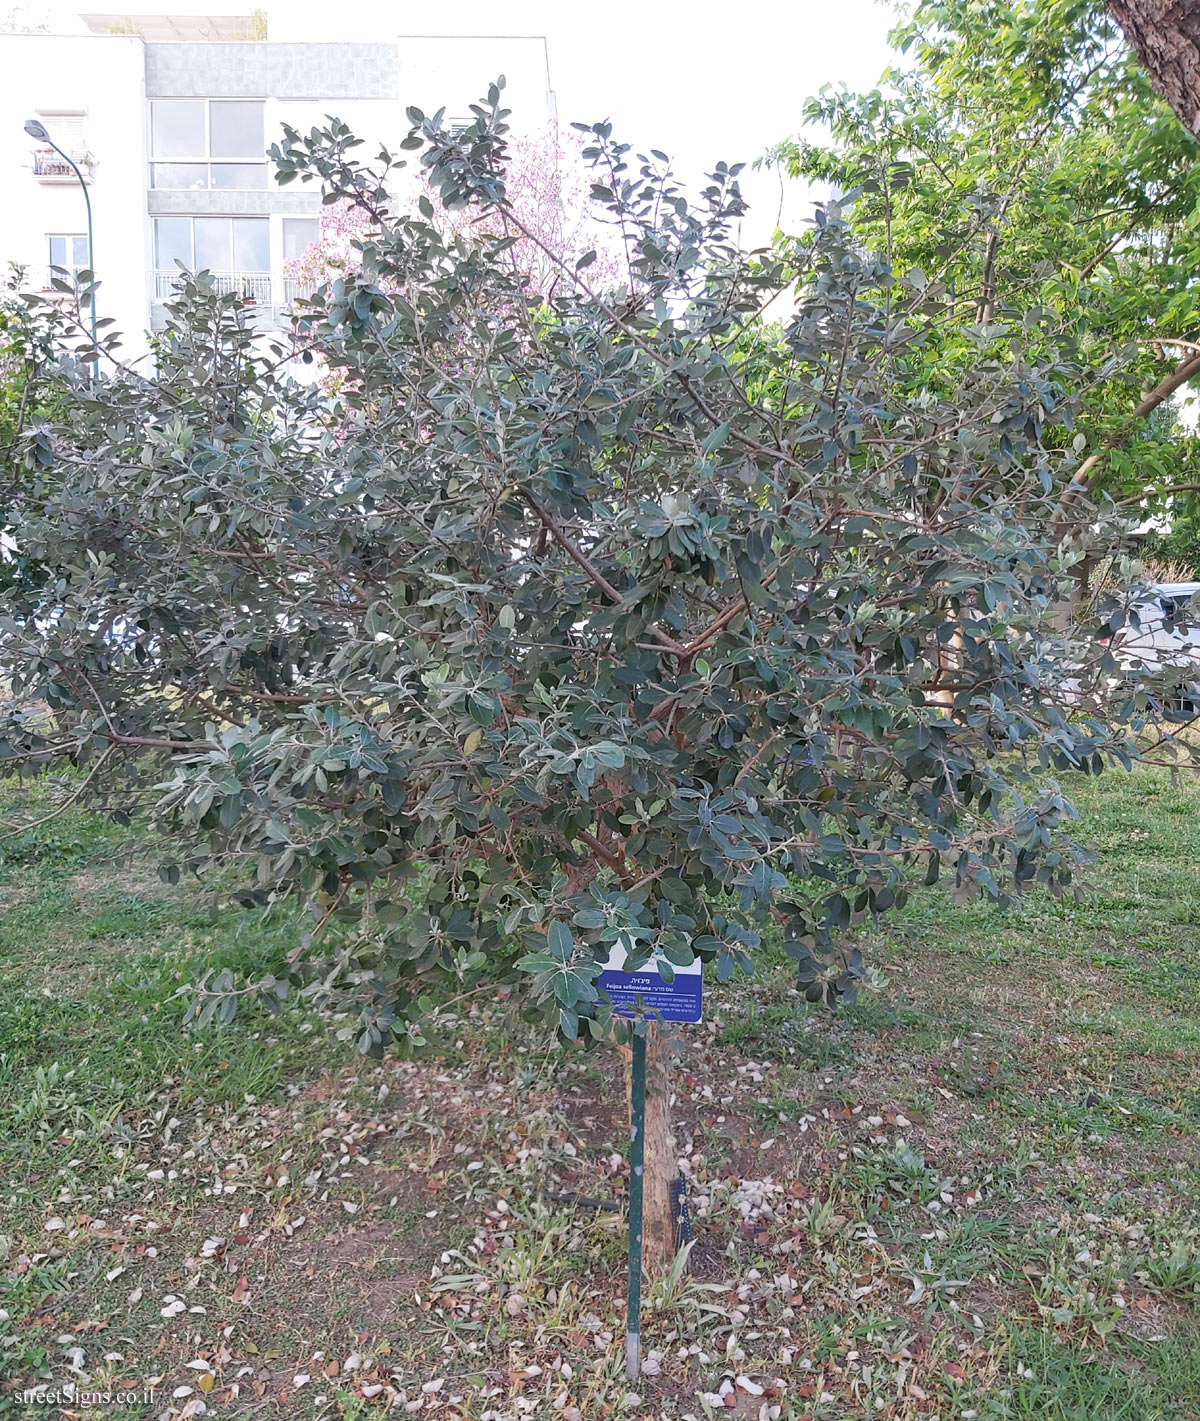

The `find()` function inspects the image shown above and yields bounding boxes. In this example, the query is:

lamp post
[24,117,98,367]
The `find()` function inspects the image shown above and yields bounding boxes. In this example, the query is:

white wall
[0,33,155,364]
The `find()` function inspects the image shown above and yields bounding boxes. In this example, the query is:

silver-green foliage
[0,84,1136,1052]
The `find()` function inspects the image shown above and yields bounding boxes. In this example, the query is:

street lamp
[24,117,98,367]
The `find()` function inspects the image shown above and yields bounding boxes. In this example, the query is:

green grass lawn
[1,766,1199,1419]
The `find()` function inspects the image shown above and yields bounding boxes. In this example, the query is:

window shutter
[37,111,89,156]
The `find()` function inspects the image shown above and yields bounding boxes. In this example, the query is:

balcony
[32,148,94,184]
[40,268,87,295]
[151,271,321,331]
[283,277,320,305]
[154,270,272,303]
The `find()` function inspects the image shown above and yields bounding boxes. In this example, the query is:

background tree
[0,5,50,32]
[775,0,1200,531]
[0,269,67,599]
[0,87,1144,1272]
[286,129,623,307]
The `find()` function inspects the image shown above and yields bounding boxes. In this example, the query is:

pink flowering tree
[285,128,623,307]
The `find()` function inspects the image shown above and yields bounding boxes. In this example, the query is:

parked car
[1106,581,1200,708]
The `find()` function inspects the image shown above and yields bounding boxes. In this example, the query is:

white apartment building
[0,9,557,363]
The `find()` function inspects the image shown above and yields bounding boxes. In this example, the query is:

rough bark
[623,1023,679,1275]
[1109,0,1200,139]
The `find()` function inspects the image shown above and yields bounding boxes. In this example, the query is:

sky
[270,0,901,246]
[20,0,901,244]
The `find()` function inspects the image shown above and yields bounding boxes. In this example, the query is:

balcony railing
[151,271,328,332]
[32,148,94,183]
[41,268,86,293]
[155,270,273,303]
[283,277,320,304]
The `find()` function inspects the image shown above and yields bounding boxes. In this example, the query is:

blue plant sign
[597,942,703,1023]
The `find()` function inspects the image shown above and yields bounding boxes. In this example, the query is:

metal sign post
[625,1027,646,1382]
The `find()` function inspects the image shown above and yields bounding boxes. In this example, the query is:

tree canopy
[0,83,1145,1064]
[775,0,1200,522]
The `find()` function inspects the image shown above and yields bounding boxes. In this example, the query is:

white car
[1107,582,1200,706]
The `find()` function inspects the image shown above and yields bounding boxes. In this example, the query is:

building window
[282,217,319,301]
[47,234,91,283]
[154,216,271,301]
[150,100,267,190]
[39,111,89,152]
[282,218,318,262]
[31,109,94,182]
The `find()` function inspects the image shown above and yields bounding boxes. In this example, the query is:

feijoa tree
[0,84,1139,1270]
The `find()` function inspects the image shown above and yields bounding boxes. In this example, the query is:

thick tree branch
[519,491,625,605]
[1055,346,1200,520]
[1117,481,1200,506]
[577,827,633,884]
[520,491,687,654]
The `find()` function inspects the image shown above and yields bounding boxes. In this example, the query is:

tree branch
[0,746,113,844]
[577,826,632,884]
[1055,346,1200,520]
[519,491,687,654]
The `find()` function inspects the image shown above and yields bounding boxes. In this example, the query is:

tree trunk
[932,623,964,710]
[623,1022,679,1276]
[1109,0,1200,139]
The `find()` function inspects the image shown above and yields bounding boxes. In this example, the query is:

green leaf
[547,920,574,962]
[702,422,730,457]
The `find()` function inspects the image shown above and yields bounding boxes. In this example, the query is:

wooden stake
[625,1028,646,1381]
[641,1021,678,1272]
